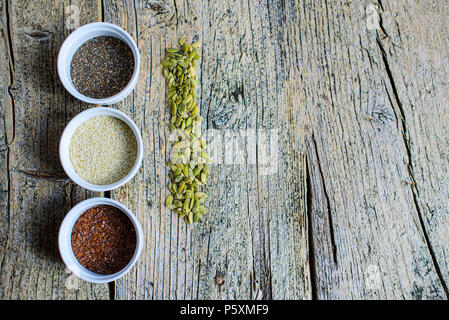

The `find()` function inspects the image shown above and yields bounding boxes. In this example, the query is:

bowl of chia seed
[57,22,140,105]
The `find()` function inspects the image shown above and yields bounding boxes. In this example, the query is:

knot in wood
[147,1,172,15]
[212,103,239,129]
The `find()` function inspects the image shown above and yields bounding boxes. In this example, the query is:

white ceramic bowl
[59,107,143,192]
[58,197,144,283]
[57,22,140,105]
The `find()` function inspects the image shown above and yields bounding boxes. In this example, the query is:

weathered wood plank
[0,0,108,299]
[288,0,447,299]
[107,0,310,299]
[1,0,447,300]
[0,0,13,300]
[377,0,449,294]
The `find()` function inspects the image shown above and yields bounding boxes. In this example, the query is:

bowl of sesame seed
[59,107,143,192]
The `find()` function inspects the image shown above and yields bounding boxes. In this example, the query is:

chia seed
[70,36,134,99]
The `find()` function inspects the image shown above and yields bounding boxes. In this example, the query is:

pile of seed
[70,116,137,185]
[161,38,211,224]
[70,36,134,99]
[71,205,137,274]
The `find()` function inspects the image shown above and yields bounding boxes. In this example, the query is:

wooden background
[0,0,448,299]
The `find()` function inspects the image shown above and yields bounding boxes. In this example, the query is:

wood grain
[0,0,447,300]
[377,0,449,295]
[296,0,448,299]
[105,0,310,299]
[0,0,108,299]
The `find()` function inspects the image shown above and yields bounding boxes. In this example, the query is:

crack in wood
[4,0,15,145]
[310,135,338,265]
[2,0,13,239]
[133,0,139,47]
[23,30,54,41]
[305,154,318,300]
[100,0,105,22]
[16,169,69,182]
[377,36,449,298]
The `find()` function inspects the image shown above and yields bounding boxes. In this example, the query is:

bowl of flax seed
[57,22,140,105]
[58,197,144,283]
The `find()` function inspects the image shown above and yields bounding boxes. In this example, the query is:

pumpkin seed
[200,172,207,184]
[201,137,207,148]
[165,195,173,206]
[174,200,183,208]
[178,181,186,193]
[175,116,182,127]
[193,212,200,222]
[162,38,210,224]
[183,198,190,211]
[178,103,186,114]
[191,105,199,117]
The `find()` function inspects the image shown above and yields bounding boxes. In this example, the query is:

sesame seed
[70,116,138,185]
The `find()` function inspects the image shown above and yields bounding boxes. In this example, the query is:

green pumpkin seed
[182,95,192,104]
[178,103,186,114]
[178,181,186,193]
[163,38,209,224]
[170,103,177,114]
[174,200,183,208]
[200,172,207,184]
[193,167,201,176]
[165,195,173,206]
[182,198,189,209]
[193,212,200,222]
[191,105,198,117]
